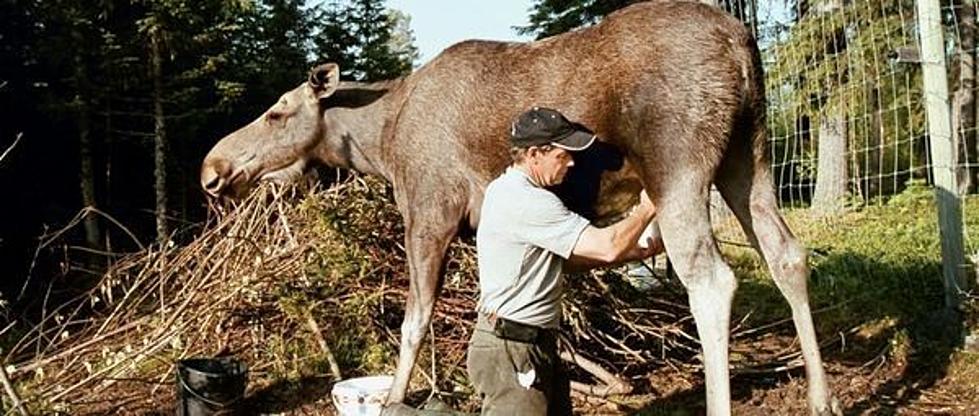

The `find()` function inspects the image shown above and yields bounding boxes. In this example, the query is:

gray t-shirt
[476,167,590,329]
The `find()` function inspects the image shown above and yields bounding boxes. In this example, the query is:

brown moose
[200,2,840,415]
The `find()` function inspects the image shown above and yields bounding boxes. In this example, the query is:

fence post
[917,0,968,309]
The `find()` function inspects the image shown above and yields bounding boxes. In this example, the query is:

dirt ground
[233,327,979,415]
[93,318,979,415]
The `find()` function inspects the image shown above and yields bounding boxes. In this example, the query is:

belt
[478,312,555,344]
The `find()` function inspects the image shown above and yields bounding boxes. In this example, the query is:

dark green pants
[466,315,571,416]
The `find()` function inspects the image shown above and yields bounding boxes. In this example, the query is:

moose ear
[308,63,340,100]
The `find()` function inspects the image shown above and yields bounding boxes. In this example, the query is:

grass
[705,183,979,413]
[720,183,971,334]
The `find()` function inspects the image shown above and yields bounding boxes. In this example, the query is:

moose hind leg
[714,122,840,415]
[657,188,737,416]
[746,189,841,415]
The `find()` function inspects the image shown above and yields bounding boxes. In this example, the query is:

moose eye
[266,111,286,125]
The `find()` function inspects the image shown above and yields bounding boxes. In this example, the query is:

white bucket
[331,375,394,416]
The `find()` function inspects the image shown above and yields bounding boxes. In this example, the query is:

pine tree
[314,0,359,79]
[518,0,658,40]
[256,0,318,91]
[387,9,420,69]
[350,0,414,81]
[314,0,417,81]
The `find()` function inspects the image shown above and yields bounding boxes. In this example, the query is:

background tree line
[0,0,417,303]
[2,0,976,304]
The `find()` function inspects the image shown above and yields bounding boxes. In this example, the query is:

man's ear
[308,63,340,100]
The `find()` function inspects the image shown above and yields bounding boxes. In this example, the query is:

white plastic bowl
[331,375,394,416]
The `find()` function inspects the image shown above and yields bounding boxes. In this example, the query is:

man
[468,107,663,415]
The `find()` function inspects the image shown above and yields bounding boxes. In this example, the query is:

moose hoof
[813,397,843,416]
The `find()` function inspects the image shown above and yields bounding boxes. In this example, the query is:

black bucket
[176,357,248,415]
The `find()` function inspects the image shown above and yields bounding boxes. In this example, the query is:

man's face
[530,146,575,186]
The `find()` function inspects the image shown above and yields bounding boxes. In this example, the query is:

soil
[82,325,979,415]
[251,330,979,415]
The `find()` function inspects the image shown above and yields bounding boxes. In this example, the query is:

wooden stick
[0,133,23,165]
[0,350,30,416]
[304,309,342,381]
[559,351,632,397]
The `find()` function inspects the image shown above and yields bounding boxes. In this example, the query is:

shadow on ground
[242,374,334,414]
[628,249,964,415]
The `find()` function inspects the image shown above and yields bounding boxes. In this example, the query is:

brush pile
[3,176,702,414]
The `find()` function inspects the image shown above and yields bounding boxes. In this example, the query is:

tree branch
[560,351,633,397]
[0,133,24,166]
[0,349,31,416]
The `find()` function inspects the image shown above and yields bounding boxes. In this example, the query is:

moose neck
[318,79,403,180]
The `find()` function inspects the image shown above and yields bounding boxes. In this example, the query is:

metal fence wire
[716,0,974,302]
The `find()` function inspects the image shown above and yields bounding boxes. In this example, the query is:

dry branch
[0,350,29,416]
[3,175,802,413]
[0,133,22,166]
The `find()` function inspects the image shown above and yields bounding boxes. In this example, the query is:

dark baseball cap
[510,107,596,151]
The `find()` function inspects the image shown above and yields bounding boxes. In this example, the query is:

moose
[201,2,841,415]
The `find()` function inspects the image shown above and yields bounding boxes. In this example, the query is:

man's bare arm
[566,191,661,271]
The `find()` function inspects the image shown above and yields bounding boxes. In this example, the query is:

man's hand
[623,235,665,262]
[568,189,661,270]
[636,190,656,218]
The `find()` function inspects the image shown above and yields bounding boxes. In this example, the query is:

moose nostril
[204,174,223,193]
[201,160,231,196]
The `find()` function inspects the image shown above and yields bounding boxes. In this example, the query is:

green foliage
[765,0,928,199]
[274,180,404,375]
[518,0,641,40]
[723,187,976,337]
[350,0,413,80]
[315,0,359,76]
[221,0,321,111]
[313,0,418,81]
[519,0,761,40]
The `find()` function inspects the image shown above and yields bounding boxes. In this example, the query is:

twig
[303,308,342,381]
[732,298,857,339]
[560,351,633,397]
[81,207,146,250]
[18,205,144,301]
[0,349,30,416]
[0,133,22,166]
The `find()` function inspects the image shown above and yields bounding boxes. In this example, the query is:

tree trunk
[78,102,101,249]
[104,99,113,251]
[73,41,101,250]
[812,113,849,213]
[810,0,848,213]
[863,85,883,199]
[954,0,978,194]
[151,28,169,243]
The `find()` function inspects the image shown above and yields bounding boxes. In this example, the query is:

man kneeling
[469,107,664,415]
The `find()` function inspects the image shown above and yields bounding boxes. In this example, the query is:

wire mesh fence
[751,0,926,208]
[716,0,975,297]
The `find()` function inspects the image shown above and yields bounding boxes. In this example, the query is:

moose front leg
[385,222,456,406]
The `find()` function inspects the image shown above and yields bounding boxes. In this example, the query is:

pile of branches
[1,176,707,413]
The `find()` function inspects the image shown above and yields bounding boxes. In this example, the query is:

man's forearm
[607,205,656,262]
[567,194,658,268]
